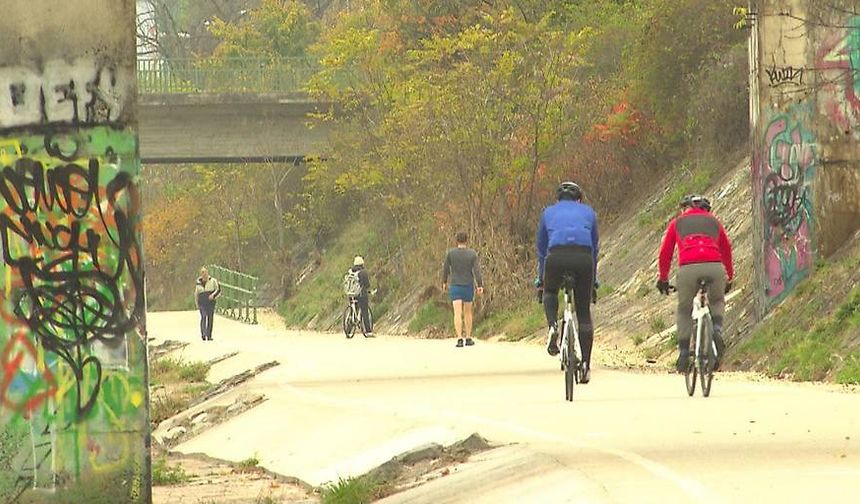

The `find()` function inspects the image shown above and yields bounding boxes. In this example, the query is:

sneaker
[464,338,475,346]
[456,338,464,348]
[546,326,559,356]
[676,350,690,373]
[580,363,591,384]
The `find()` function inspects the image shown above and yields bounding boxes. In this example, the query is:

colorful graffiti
[757,108,817,304]
[816,15,860,135]
[0,58,147,503]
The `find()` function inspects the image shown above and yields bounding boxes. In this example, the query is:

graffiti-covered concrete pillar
[0,1,150,503]
[749,0,860,317]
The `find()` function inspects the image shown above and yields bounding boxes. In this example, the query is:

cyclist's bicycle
[342,294,374,339]
[557,275,585,402]
[679,280,719,397]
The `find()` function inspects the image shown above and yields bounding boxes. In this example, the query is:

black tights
[543,246,595,366]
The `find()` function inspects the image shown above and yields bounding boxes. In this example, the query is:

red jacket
[658,208,734,281]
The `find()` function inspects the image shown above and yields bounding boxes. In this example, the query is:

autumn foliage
[143,0,748,321]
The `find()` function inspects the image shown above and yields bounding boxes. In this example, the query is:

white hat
[353,256,365,266]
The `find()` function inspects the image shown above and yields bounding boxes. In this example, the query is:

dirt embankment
[592,158,756,368]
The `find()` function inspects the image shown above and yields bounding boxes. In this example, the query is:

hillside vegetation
[137,1,860,384]
[143,0,748,314]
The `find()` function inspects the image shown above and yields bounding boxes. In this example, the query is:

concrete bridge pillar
[0,1,150,502]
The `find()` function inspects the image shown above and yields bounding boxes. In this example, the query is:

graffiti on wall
[757,108,817,304]
[766,66,804,88]
[0,58,146,503]
[816,15,860,135]
[0,58,128,129]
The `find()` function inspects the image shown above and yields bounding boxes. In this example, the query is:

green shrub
[238,455,260,470]
[649,315,668,334]
[150,358,211,384]
[408,300,450,333]
[837,353,860,385]
[321,476,379,504]
[152,457,190,486]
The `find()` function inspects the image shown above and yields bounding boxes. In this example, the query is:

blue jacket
[537,200,599,279]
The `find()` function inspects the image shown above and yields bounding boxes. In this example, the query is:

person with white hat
[348,256,374,337]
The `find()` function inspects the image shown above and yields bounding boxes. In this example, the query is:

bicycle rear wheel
[700,314,714,397]
[563,327,574,401]
[685,360,697,396]
[342,306,356,338]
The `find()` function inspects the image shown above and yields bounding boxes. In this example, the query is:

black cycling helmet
[679,194,694,209]
[557,181,583,201]
[690,195,712,211]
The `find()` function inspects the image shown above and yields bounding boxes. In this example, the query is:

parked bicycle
[675,280,719,397]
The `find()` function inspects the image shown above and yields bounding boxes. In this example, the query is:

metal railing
[137,57,318,94]
[208,264,259,324]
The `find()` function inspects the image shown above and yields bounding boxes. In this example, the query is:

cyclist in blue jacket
[536,182,599,383]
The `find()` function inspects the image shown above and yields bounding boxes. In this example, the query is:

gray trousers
[676,262,726,348]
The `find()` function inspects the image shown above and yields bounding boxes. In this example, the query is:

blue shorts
[449,284,475,302]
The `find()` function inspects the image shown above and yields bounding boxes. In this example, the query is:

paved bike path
[148,311,860,503]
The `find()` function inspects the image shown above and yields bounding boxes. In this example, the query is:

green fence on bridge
[208,264,259,324]
[137,57,318,94]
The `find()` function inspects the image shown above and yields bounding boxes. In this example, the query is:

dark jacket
[350,265,371,295]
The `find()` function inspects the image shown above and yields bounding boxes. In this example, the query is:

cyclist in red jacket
[657,195,733,372]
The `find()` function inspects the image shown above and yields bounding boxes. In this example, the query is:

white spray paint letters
[0,58,132,128]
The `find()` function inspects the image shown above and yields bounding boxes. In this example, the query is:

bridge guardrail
[208,264,259,324]
[137,57,318,94]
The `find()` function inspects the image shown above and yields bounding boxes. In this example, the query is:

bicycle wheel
[572,332,583,384]
[685,359,697,396]
[700,314,714,397]
[563,326,574,401]
[342,306,356,339]
[558,320,565,371]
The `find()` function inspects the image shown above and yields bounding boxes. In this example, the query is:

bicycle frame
[691,285,710,361]
[560,285,581,371]
[685,280,718,397]
[349,296,360,324]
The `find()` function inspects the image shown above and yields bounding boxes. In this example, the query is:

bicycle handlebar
[534,286,599,305]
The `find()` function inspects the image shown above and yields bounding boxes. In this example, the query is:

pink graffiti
[757,110,816,303]
[815,16,860,133]
[764,219,812,299]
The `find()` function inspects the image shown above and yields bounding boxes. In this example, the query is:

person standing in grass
[442,232,484,347]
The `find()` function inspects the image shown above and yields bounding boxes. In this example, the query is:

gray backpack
[343,269,361,296]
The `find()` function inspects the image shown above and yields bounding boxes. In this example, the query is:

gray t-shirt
[442,247,483,287]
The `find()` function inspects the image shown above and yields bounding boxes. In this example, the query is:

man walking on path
[195,267,222,341]
[442,232,484,347]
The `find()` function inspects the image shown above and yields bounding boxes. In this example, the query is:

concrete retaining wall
[0,1,150,502]
[749,0,860,316]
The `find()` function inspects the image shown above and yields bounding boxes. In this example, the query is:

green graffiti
[850,16,860,98]
[0,125,147,503]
